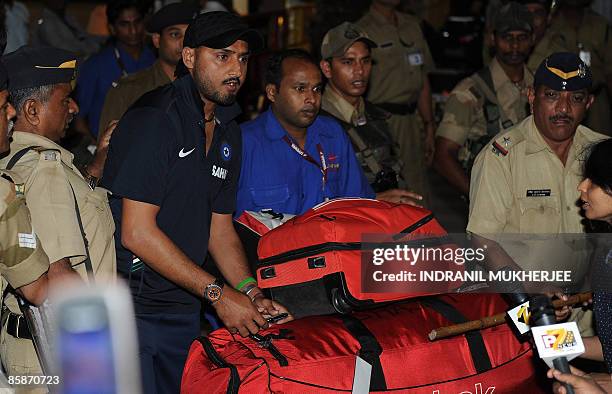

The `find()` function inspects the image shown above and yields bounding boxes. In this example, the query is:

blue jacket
[236,109,375,216]
[76,44,155,137]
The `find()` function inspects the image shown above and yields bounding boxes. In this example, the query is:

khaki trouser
[0,300,46,394]
[387,113,430,205]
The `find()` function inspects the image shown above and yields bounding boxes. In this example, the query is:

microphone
[530,295,585,394]
[505,292,531,335]
[496,267,531,335]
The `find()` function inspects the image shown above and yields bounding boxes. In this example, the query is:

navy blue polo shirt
[101,74,242,314]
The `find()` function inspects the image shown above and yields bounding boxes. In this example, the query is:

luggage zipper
[394,213,435,239]
[259,236,445,267]
[259,242,361,266]
[259,214,438,267]
[250,329,294,367]
[197,337,241,394]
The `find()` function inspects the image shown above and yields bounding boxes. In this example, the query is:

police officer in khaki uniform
[98,3,197,131]
[545,0,612,135]
[0,46,117,379]
[319,22,422,205]
[521,0,565,73]
[435,2,535,197]
[0,47,50,391]
[485,0,559,69]
[356,0,436,202]
[0,50,60,306]
[468,52,608,335]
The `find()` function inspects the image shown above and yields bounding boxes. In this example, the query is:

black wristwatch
[81,166,99,190]
[203,278,225,304]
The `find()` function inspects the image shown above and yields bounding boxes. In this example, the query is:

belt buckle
[15,314,21,338]
[8,313,28,339]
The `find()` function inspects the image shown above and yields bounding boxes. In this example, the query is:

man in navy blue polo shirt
[236,49,421,217]
[101,12,290,394]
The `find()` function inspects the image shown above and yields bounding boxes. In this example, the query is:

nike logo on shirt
[179,147,195,158]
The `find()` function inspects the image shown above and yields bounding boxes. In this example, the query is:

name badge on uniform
[18,232,36,249]
[406,51,423,66]
[526,189,551,197]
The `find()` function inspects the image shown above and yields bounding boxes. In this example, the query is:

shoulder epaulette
[490,133,518,157]
[37,148,61,162]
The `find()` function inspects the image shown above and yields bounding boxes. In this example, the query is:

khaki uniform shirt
[468,116,606,235]
[99,61,171,133]
[356,8,434,106]
[437,58,533,169]
[0,132,116,284]
[321,86,367,126]
[321,88,403,188]
[467,117,607,335]
[0,176,48,289]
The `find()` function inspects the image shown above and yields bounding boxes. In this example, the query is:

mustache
[549,114,573,122]
[223,77,241,86]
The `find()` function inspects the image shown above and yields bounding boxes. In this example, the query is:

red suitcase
[181,294,547,393]
[255,198,460,318]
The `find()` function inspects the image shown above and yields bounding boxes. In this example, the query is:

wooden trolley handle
[428,292,592,341]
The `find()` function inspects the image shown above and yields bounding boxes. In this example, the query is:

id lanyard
[282,136,328,192]
[113,47,129,78]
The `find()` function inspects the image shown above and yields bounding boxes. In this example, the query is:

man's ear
[108,24,115,37]
[586,94,595,111]
[527,86,536,113]
[22,99,40,126]
[320,59,332,79]
[151,33,161,50]
[265,83,277,103]
[182,47,195,70]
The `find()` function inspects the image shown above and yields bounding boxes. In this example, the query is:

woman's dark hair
[584,139,612,196]
[583,139,612,232]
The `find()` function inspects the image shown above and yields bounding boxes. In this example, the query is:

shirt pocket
[518,197,560,233]
[85,187,116,235]
[250,184,291,210]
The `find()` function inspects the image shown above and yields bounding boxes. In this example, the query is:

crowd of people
[0,0,612,393]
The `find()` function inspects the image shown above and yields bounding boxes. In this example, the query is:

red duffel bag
[181,294,547,393]
[256,198,461,318]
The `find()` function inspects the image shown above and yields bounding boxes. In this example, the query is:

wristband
[236,277,257,292]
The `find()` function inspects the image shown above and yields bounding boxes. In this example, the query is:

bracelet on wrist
[245,285,260,297]
[250,292,265,302]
